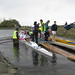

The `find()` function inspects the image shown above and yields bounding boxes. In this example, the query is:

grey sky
[0,0,75,26]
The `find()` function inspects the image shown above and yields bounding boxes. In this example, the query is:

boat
[19,38,53,58]
[48,37,75,50]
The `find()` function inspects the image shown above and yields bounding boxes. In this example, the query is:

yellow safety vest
[30,31,33,34]
[41,22,44,25]
[39,26,46,31]
[13,30,18,39]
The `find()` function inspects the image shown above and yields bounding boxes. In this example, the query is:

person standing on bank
[40,19,45,31]
[51,21,57,42]
[39,19,45,38]
[32,21,39,44]
[44,20,50,41]
[13,28,19,46]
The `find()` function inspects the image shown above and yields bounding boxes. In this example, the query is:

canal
[0,30,75,75]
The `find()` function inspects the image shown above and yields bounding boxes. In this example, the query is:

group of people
[19,30,31,43]
[13,19,58,46]
[30,19,58,44]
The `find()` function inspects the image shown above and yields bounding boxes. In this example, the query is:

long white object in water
[20,40,53,57]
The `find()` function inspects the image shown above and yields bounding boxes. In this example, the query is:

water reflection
[39,55,48,66]
[32,50,48,66]
[13,45,19,61]
[51,53,57,63]
[32,51,39,66]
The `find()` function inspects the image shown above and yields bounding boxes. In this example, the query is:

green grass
[57,26,75,39]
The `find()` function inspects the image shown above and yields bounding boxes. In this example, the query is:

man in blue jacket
[32,21,39,44]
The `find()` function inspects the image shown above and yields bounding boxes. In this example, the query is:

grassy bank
[57,26,75,39]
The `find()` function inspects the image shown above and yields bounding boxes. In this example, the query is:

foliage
[0,19,21,28]
[57,25,75,39]
[20,26,31,31]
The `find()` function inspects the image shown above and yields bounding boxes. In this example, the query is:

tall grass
[57,26,75,39]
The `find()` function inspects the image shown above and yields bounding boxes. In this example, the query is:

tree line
[0,19,21,28]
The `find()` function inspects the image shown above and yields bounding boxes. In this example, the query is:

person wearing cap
[32,21,39,44]
[13,28,19,46]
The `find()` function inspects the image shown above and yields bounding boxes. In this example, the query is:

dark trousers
[44,32,50,41]
[13,39,19,46]
[32,31,38,44]
[30,34,34,41]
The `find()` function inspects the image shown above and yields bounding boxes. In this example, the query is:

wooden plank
[40,42,75,61]
[51,41,75,50]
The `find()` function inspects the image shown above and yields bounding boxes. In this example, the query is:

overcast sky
[0,0,75,26]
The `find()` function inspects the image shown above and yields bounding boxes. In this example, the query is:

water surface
[0,30,75,75]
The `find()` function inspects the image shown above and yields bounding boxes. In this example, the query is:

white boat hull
[20,40,53,58]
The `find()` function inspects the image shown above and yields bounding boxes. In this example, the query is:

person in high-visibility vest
[39,26,46,32]
[40,19,45,31]
[44,20,50,41]
[30,31,33,35]
[13,28,19,46]
[30,31,34,41]
[39,19,46,38]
